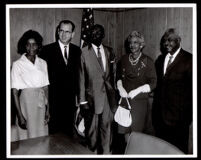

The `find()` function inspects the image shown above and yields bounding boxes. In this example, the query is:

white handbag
[114,97,132,127]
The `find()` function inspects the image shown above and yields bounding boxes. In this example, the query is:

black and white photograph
[5,3,197,158]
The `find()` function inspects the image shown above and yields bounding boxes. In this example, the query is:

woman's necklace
[129,52,142,65]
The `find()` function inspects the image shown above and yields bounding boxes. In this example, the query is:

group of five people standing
[11,19,192,154]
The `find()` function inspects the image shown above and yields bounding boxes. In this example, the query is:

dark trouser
[49,96,76,136]
[111,123,127,154]
[154,121,189,154]
[118,99,148,134]
[85,100,113,154]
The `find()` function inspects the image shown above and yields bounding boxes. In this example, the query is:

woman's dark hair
[17,30,43,55]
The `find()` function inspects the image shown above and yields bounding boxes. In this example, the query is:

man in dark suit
[152,28,192,154]
[40,20,81,136]
[79,24,116,154]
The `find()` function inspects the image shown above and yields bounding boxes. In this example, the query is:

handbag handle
[119,97,131,110]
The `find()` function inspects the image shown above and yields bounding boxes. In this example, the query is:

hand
[80,103,90,117]
[18,115,27,130]
[118,86,128,98]
[128,88,140,99]
[44,109,50,125]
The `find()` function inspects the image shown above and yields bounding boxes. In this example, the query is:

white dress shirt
[164,47,181,74]
[59,40,69,64]
[92,43,106,72]
[11,54,49,90]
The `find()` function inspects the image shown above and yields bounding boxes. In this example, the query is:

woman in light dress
[11,30,50,140]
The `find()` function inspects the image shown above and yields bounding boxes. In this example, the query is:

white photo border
[6,3,197,158]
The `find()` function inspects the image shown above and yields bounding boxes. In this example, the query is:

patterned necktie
[97,47,104,71]
[64,46,68,61]
[167,55,173,68]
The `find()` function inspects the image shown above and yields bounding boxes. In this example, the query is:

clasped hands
[118,86,137,99]
[118,84,150,99]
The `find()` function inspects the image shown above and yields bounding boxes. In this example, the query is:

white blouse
[11,54,49,90]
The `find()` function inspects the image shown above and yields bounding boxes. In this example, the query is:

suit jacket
[152,48,192,127]
[79,44,117,114]
[39,42,81,108]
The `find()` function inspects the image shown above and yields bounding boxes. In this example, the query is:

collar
[167,47,181,59]
[58,40,69,49]
[21,53,39,64]
[21,53,27,60]
[91,43,103,50]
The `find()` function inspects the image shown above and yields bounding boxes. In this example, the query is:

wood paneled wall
[10,8,82,62]
[122,8,192,60]
[9,7,192,63]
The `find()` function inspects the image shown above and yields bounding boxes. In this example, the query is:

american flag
[80,8,94,48]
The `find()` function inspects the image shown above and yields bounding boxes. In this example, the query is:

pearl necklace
[129,52,142,65]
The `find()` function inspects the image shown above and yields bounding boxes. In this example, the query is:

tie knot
[169,55,173,59]
[64,46,68,61]
[168,55,173,63]
[97,47,101,57]
[167,55,173,69]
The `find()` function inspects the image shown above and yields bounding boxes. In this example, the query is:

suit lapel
[165,49,183,74]
[55,42,67,67]
[161,55,166,77]
[68,43,73,66]
[103,46,110,77]
[89,46,105,76]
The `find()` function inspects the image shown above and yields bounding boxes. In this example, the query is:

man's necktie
[165,55,173,74]
[167,55,173,68]
[64,46,68,62]
[97,47,104,71]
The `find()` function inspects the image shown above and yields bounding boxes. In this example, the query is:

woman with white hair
[116,30,157,143]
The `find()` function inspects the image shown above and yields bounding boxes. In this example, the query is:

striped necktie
[97,47,104,71]
[167,55,173,68]
[64,46,68,61]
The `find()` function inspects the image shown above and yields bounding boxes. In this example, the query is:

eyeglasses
[59,29,72,34]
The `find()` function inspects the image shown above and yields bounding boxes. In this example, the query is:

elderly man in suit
[152,28,192,154]
[40,20,81,136]
[79,24,116,154]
